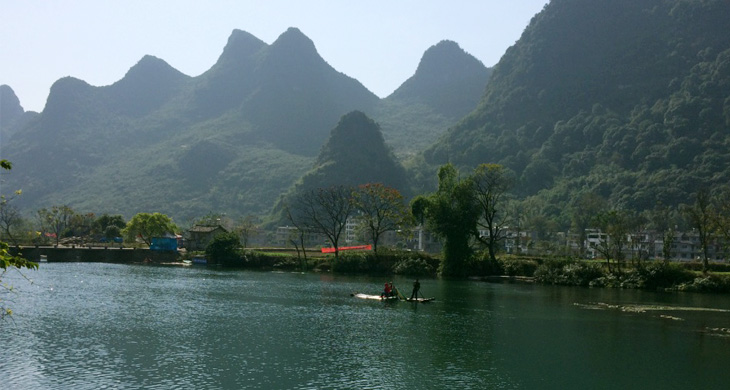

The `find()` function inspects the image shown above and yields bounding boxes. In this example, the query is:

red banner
[321,245,372,253]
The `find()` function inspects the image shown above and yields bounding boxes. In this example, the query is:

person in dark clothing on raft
[410,279,421,300]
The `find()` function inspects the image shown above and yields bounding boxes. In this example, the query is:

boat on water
[191,256,207,265]
[406,297,435,303]
[352,293,400,301]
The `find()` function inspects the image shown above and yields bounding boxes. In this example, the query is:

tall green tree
[122,212,178,246]
[352,183,410,253]
[414,164,479,277]
[93,214,126,239]
[472,164,514,261]
[206,231,241,266]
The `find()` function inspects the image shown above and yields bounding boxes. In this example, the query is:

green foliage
[205,232,241,266]
[416,164,480,277]
[534,259,604,287]
[678,274,730,293]
[392,256,438,277]
[635,262,695,290]
[421,0,730,225]
[331,252,392,275]
[122,212,177,246]
[94,214,126,238]
[331,250,438,276]
[0,162,37,319]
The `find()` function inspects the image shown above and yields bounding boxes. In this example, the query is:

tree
[415,164,479,277]
[234,215,259,249]
[472,164,514,261]
[122,212,178,246]
[352,183,410,253]
[0,190,23,245]
[681,189,713,273]
[37,205,75,245]
[570,192,607,255]
[205,231,241,266]
[288,186,354,259]
[0,160,37,319]
[593,209,632,274]
[285,205,309,268]
[93,214,126,239]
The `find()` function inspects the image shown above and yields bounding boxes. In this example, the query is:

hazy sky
[0,1,549,113]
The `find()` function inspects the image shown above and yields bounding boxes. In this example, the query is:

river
[1,262,729,389]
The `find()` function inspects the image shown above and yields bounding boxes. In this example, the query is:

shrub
[535,259,604,286]
[205,232,243,266]
[636,262,695,290]
[679,275,730,293]
[500,257,539,277]
[393,256,437,277]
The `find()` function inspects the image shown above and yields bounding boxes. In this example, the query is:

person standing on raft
[381,282,392,298]
[410,279,421,299]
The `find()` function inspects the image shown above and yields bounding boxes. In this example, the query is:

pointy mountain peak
[222,29,267,58]
[269,27,318,56]
[317,110,390,166]
[388,40,490,118]
[121,55,185,82]
[413,40,486,82]
[298,110,408,194]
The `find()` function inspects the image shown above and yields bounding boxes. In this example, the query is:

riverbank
[15,245,730,294]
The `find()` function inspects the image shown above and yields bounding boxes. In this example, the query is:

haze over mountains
[2,0,729,227]
[0,27,488,221]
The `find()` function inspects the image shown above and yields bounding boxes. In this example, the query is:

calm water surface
[1,263,729,389]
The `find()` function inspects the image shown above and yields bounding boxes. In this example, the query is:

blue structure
[150,237,178,251]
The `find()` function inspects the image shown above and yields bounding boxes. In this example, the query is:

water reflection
[1,263,729,389]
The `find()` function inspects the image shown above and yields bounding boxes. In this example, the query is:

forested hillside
[424,0,730,223]
[0,28,485,222]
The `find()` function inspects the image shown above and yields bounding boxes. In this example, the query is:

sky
[0,0,549,113]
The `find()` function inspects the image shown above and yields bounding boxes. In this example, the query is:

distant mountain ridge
[0,28,487,221]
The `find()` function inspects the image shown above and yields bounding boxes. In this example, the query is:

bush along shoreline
[199,236,730,293]
[471,254,730,293]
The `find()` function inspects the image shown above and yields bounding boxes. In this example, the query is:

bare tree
[681,189,713,273]
[352,183,409,253]
[284,205,308,268]
[289,186,354,259]
[235,215,259,249]
[0,193,23,245]
[37,205,76,246]
[472,164,514,261]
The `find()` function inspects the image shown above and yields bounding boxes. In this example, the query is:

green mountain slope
[275,110,410,219]
[424,0,730,214]
[1,28,485,222]
[374,40,491,156]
